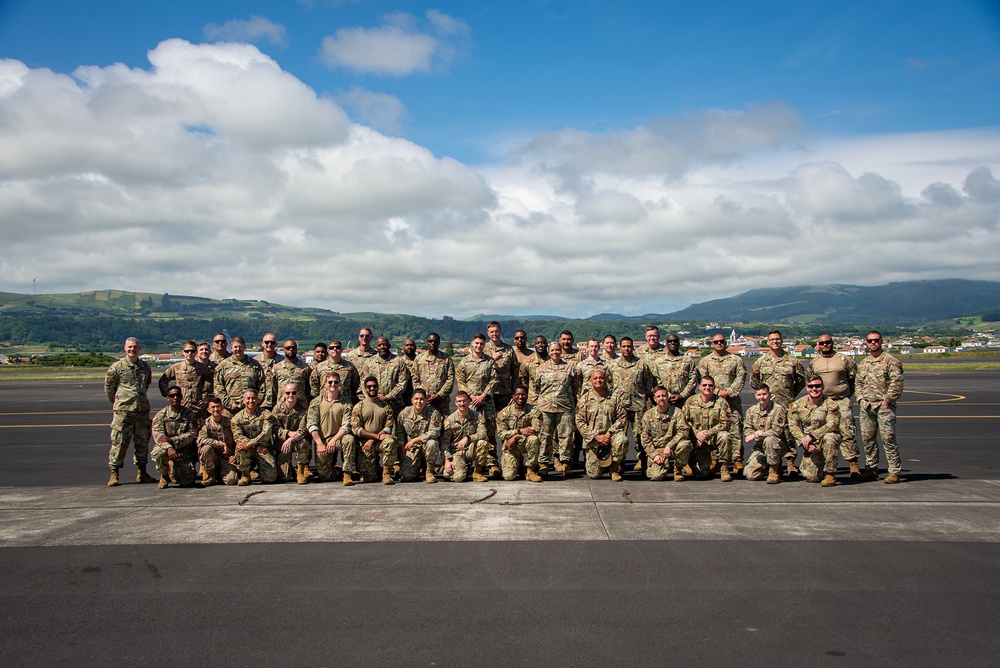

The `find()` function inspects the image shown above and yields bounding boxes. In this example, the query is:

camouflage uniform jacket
[518,352,549,398]
[743,402,787,441]
[396,405,443,444]
[639,405,689,457]
[456,354,499,398]
[307,394,353,439]
[750,351,806,408]
[442,409,488,455]
[310,359,361,405]
[608,355,655,412]
[856,352,904,406]
[807,353,856,401]
[574,356,612,399]
[271,402,307,443]
[682,395,731,436]
[209,350,230,364]
[531,359,579,413]
[214,355,265,412]
[635,343,664,362]
[255,353,283,409]
[231,408,274,448]
[343,347,376,368]
[496,403,542,442]
[413,350,455,398]
[105,357,152,414]
[697,352,746,400]
[359,354,411,404]
[152,405,198,451]
[157,360,211,410]
[649,353,699,400]
[197,415,235,453]
[350,397,395,437]
[484,340,519,396]
[788,396,840,443]
[272,357,312,411]
[574,389,627,443]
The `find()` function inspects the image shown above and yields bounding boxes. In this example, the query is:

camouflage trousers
[539,411,574,465]
[357,436,397,483]
[500,435,540,481]
[624,410,643,463]
[108,410,151,470]
[646,439,693,481]
[151,443,197,486]
[724,397,744,464]
[583,433,628,479]
[479,397,499,470]
[233,446,279,483]
[798,433,842,481]
[859,401,901,475]
[401,439,441,482]
[448,439,489,483]
[743,436,784,480]
[702,431,733,465]
[691,433,729,478]
[314,435,358,480]
[198,444,238,485]
[830,397,859,460]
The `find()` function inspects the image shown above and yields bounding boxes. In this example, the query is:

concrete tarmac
[0,370,998,666]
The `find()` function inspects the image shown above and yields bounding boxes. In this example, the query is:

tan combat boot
[719,463,732,482]
[821,472,837,487]
[201,468,216,487]
[785,460,799,478]
[296,463,309,485]
[526,465,543,483]
[136,468,156,484]
[610,461,623,483]
[237,470,251,486]
[472,466,489,483]
[673,465,686,482]
[884,472,900,484]
[425,469,437,484]
[862,467,879,481]
[157,476,169,489]
[107,469,120,487]
[488,465,502,479]
[537,464,549,479]
[709,459,720,474]
[343,471,355,487]
[382,468,395,485]
[733,460,744,477]
[766,465,781,484]
[849,460,861,479]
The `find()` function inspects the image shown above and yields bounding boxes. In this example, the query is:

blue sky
[1,1,999,317]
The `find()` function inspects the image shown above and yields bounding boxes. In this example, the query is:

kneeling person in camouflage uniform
[307,372,357,486]
[639,386,693,481]
[232,390,274,486]
[351,377,398,485]
[682,376,733,481]
[576,369,628,481]
[442,391,490,483]
[496,385,542,482]
[151,387,199,488]
[788,376,842,487]
[396,388,443,483]
[197,397,236,485]
[272,382,308,483]
[743,384,788,484]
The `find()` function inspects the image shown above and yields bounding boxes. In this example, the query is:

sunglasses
[167,394,182,399]
[213,340,226,344]
[263,341,277,345]
[327,380,341,385]
[867,338,882,343]
[807,383,823,389]
[183,349,196,353]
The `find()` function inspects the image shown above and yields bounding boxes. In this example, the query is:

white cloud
[1,40,999,318]
[334,86,407,134]
[319,10,470,76]
[203,16,288,47]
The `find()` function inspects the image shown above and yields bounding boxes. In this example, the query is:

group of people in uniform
[102,322,905,489]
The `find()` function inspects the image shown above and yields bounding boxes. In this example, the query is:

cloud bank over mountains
[0,38,998,318]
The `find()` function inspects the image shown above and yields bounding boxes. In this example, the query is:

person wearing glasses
[682,376,733,480]
[856,331,904,484]
[310,340,361,405]
[273,339,311,411]
[698,335,747,474]
[351,377,399,485]
[456,333,501,477]
[307,371,357,486]
[257,333,283,411]
[396,388,444,484]
[151,387,199,489]
[344,327,377,366]
[232,389,274,486]
[807,334,862,479]
[197,396,236,486]
[609,336,656,474]
[788,376,842,487]
[750,330,806,478]
[399,338,419,409]
[214,336,264,416]
[104,337,154,487]
[512,330,533,366]
[272,382,308,484]
[209,333,230,364]
[414,332,455,417]
[157,340,212,420]
[358,336,411,415]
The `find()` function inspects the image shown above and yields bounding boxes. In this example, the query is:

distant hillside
[661,280,1000,325]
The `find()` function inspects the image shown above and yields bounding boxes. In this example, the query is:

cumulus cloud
[319,10,470,76]
[1,40,999,318]
[203,16,288,47]
[334,86,407,134]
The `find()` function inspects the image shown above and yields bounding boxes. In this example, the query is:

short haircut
[472,333,487,342]
[756,383,771,393]
[314,342,328,351]
[455,390,471,400]
[329,339,342,347]
[645,326,659,334]
[513,384,528,394]
[560,330,574,339]
[487,321,501,330]
[700,375,715,385]
[411,388,427,399]
[183,340,197,349]
[603,334,617,343]
[206,396,222,406]
[363,375,378,386]
[232,336,246,345]
[651,385,667,395]
[620,336,633,344]
[768,330,782,338]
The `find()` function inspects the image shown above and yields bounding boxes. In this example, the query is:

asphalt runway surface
[1,370,998,666]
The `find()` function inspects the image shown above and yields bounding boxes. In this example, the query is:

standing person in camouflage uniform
[414,333,455,417]
[559,330,581,363]
[531,342,580,478]
[807,334,862,478]
[640,386,693,482]
[788,376,842,487]
[273,340,311,411]
[307,371,357,486]
[750,330,806,477]
[310,340,361,406]
[636,326,664,360]
[519,335,549,403]
[650,334,699,407]
[157,340,212,420]
[601,335,618,361]
[698,335,747,473]
[214,337,265,417]
[485,322,519,413]
[441,391,490,483]
[209,333,230,364]
[396,388,443,483]
[104,337,155,486]
[856,331,904,483]
[575,338,611,399]
[497,385,542,482]
[743,385,787,484]
[512,330,533,366]
[344,327,377,367]
[197,397,236,486]
[351,377,398,485]
[609,336,656,472]
[232,389,274,486]
[196,342,216,398]
[575,369,628,481]
[272,382,308,484]
[456,333,501,477]
[256,333,283,410]
[359,337,411,415]
[309,342,328,370]
[682,376,733,481]
[151,387,199,489]
[399,338,419,410]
